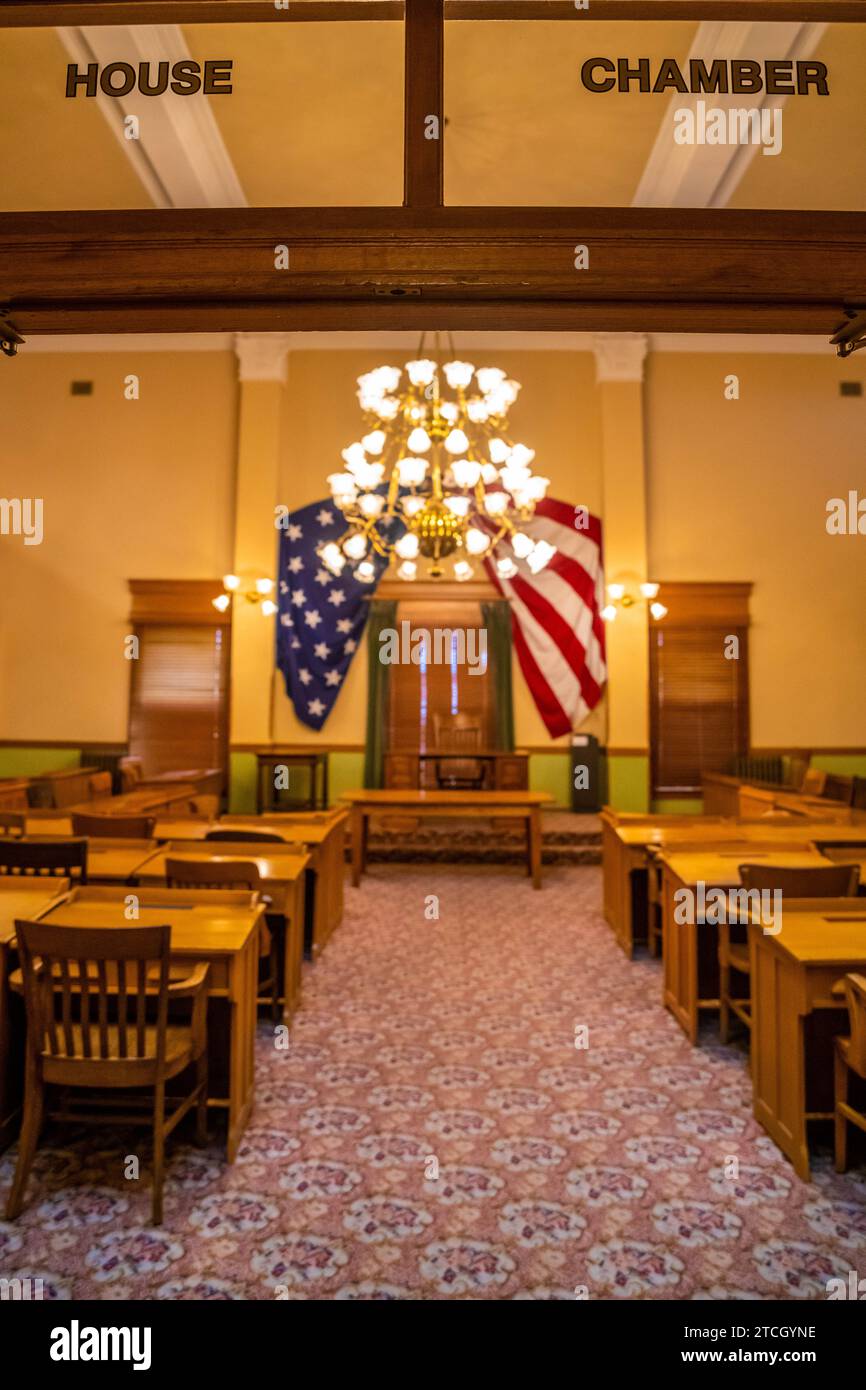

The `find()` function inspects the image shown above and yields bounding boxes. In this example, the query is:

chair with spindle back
[0,838,88,883]
[165,857,280,1020]
[719,862,861,1043]
[834,973,866,1172]
[72,812,156,840]
[5,919,209,1225]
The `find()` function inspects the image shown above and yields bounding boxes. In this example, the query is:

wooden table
[137,842,309,1016]
[0,879,69,1152]
[659,847,832,1043]
[253,748,329,812]
[341,789,553,889]
[750,900,866,1180]
[35,886,263,1162]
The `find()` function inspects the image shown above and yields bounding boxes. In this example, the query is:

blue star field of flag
[275,499,389,730]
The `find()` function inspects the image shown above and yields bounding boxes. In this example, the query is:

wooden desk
[604,814,866,960]
[750,901,866,1180]
[62,838,160,885]
[66,786,201,818]
[659,848,831,1043]
[220,812,347,956]
[28,766,98,809]
[701,773,861,821]
[384,750,529,792]
[601,813,728,955]
[0,779,31,812]
[35,886,263,1162]
[0,879,69,1152]
[137,842,309,1016]
[341,789,553,889]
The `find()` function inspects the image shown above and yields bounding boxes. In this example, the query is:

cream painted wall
[645,351,866,747]
[4,340,861,757]
[0,351,237,740]
[271,348,605,747]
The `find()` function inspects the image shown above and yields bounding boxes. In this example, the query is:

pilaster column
[593,333,650,808]
[230,333,291,746]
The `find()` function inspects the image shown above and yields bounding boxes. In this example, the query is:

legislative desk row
[0,808,348,1163]
[601,807,866,1179]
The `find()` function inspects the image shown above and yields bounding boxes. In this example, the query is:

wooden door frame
[2,0,866,349]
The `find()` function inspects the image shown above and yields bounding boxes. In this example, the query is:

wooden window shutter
[128,625,229,777]
[649,583,751,798]
[127,580,230,781]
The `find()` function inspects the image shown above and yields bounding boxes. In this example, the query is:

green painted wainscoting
[228,752,258,814]
[811,754,866,778]
[0,747,82,778]
[607,755,650,813]
[528,753,571,808]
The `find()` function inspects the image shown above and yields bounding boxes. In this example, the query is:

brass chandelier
[319,337,556,583]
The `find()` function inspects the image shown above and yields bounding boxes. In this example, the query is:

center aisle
[4,866,864,1299]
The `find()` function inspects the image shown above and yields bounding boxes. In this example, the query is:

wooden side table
[255,749,329,812]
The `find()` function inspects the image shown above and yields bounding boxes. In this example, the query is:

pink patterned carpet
[1,865,865,1300]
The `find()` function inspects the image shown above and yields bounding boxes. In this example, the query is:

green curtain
[363,598,398,788]
[482,599,515,752]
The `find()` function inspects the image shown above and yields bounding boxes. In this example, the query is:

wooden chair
[5,919,209,1226]
[72,812,156,839]
[822,774,855,806]
[801,767,828,797]
[852,776,866,812]
[119,758,144,793]
[0,811,26,836]
[165,857,280,1021]
[432,714,486,791]
[0,838,88,883]
[834,973,866,1172]
[88,771,113,798]
[719,862,861,1043]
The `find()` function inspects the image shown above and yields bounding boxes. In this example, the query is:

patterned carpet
[1,864,864,1301]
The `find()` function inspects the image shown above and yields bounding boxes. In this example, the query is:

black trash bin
[570,734,606,812]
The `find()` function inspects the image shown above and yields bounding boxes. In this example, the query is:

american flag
[484,498,607,738]
[276,499,389,730]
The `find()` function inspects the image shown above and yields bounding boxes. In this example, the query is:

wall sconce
[601,580,667,622]
[213,573,277,616]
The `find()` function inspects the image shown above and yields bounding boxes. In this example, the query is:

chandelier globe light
[318,335,556,582]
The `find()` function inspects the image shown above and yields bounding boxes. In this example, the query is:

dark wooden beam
[3,1,865,22]
[1,207,864,339]
[404,0,444,208]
